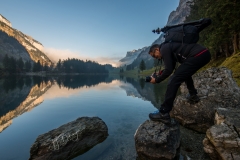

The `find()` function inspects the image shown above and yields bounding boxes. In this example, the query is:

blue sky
[1,0,179,66]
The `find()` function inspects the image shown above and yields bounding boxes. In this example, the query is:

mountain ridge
[0,15,52,66]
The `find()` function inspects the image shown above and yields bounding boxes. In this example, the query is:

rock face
[134,119,180,160]
[0,18,52,66]
[171,67,240,133]
[152,0,193,45]
[0,14,11,27]
[203,108,240,160]
[29,117,108,160]
[119,47,148,67]
[167,0,193,26]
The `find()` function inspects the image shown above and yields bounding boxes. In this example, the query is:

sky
[0,0,179,66]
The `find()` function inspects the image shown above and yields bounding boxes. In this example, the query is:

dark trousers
[160,50,211,113]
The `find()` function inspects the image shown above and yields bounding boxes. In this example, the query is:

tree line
[186,0,240,59]
[2,54,33,73]
[1,54,108,74]
[56,58,108,74]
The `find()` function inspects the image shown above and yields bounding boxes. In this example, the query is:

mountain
[0,14,53,66]
[122,0,193,69]
[118,47,148,67]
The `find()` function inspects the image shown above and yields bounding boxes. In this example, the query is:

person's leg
[149,51,211,123]
[185,76,200,103]
[185,77,197,95]
[160,67,191,113]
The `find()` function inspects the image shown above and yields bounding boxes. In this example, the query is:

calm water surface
[0,75,168,160]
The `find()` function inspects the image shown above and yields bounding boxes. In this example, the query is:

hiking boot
[149,110,171,124]
[186,94,200,103]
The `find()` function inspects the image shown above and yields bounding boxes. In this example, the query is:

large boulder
[29,117,108,160]
[171,67,240,133]
[203,108,240,160]
[134,119,180,160]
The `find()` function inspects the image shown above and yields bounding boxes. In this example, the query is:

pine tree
[186,0,240,58]
[33,60,41,72]
[25,60,32,72]
[139,60,146,71]
[17,57,24,72]
[9,57,17,73]
[57,59,62,72]
[3,54,10,71]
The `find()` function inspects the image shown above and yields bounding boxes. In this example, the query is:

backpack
[164,25,199,43]
[152,18,212,44]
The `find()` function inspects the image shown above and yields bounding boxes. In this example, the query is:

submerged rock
[134,119,180,160]
[171,67,240,133]
[203,108,240,160]
[29,117,108,160]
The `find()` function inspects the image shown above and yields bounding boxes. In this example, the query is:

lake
[0,75,170,160]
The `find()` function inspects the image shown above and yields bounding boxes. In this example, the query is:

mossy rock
[220,52,240,78]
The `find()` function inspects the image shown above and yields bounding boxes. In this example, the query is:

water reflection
[0,75,112,132]
[0,75,169,159]
[0,76,53,133]
[55,75,109,89]
[124,77,168,109]
[0,75,168,133]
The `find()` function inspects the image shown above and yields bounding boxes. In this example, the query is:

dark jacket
[155,42,206,83]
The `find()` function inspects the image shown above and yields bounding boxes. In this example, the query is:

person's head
[148,44,162,59]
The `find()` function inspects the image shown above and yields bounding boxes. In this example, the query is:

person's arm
[152,44,176,83]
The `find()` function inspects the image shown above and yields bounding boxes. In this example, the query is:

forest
[185,0,240,59]
[1,55,108,74]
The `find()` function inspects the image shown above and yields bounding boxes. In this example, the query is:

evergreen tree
[25,60,32,72]
[9,57,17,73]
[33,60,41,72]
[57,59,62,72]
[43,64,48,71]
[186,0,240,58]
[17,57,24,72]
[3,54,10,71]
[139,60,146,71]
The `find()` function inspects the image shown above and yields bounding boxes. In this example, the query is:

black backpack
[152,18,212,44]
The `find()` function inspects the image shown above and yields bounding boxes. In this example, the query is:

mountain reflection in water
[0,75,167,160]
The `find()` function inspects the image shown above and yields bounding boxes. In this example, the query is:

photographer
[148,42,211,124]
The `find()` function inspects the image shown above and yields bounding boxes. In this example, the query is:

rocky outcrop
[203,108,240,160]
[0,14,11,27]
[152,0,193,45]
[167,0,193,26]
[171,67,240,133]
[118,47,148,67]
[134,119,180,160]
[0,20,52,66]
[29,117,108,160]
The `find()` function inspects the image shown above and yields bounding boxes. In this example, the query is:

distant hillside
[0,15,53,67]
[118,47,148,67]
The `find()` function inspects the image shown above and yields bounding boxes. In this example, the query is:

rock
[29,117,108,160]
[171,67,240,133]
[179,125,211,160]
[134,119,180,160]
[203,108,240,160]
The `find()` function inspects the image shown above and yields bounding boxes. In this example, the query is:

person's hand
[150,77,156,84]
